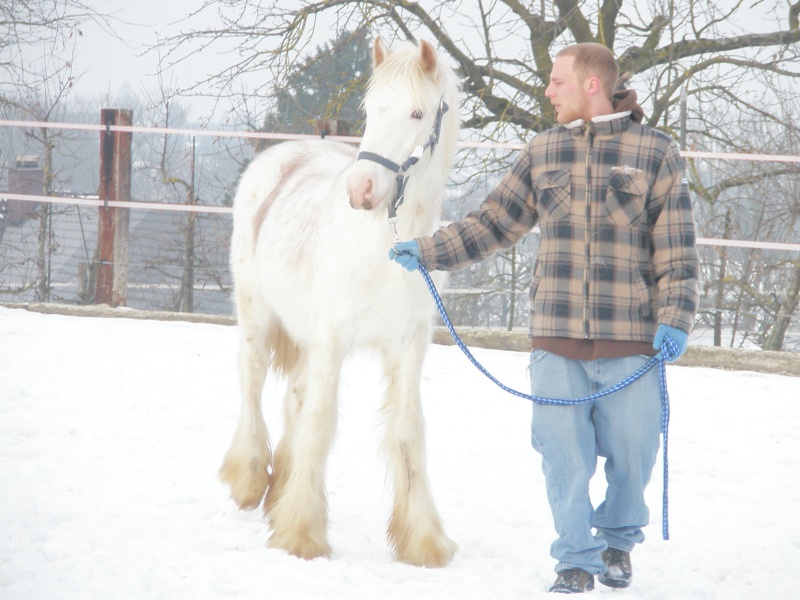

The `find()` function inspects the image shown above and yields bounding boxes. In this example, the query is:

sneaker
[549,568,595,593]
[598,548,632,589]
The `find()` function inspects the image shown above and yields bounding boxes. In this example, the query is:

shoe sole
[598,574,631,589]
[550,573,595,593]
[550,585,595,593]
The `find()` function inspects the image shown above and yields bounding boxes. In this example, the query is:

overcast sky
[71,2,219,113]
[69,1,778,122]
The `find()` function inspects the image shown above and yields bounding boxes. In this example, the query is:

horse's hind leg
[219,291,273,510]
[381,327,457,567]
[265,344,340,560]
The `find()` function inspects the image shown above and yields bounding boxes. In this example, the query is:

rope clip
[389,217,401,247]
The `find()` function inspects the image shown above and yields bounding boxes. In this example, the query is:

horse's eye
[411,110,424,120]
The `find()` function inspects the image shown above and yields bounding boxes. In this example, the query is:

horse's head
[346,37,458,213]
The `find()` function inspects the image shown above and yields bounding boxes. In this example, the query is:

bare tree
[691,93,800,350]
[153,1,800,346]
[0,1,108,108]
[154,1,799,136]
[1,34,84,302]
[132,72,238,314]
[1,1,115,303]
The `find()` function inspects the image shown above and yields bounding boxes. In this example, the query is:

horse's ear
[373,36,390,68]
[418,39,439,78]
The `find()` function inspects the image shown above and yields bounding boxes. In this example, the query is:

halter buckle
[409,145,424,162]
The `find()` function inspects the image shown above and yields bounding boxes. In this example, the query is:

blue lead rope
[416,264,675,540]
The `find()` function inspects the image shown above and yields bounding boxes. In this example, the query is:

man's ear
[585,75,602,97]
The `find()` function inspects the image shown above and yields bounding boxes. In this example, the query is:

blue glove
[653,324,688,363]
[388,240,421,272]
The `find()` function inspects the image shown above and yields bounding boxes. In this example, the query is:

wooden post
[95,109,132,306]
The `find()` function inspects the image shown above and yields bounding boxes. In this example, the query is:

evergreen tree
[265,29,371,135]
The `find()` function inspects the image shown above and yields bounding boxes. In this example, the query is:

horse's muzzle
[349,197,375,210]
[346,174,376,210]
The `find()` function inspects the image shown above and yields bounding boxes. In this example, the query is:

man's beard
[556,95,590,123]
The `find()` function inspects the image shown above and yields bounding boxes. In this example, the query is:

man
[389,43,698,593]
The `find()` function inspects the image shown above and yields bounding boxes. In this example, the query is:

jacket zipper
[583,124,594,339]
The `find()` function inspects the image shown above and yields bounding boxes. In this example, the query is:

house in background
[5,155,43,225]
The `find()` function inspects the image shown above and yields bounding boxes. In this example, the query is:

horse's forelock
[367,42,454,114]
[362,39,461,172]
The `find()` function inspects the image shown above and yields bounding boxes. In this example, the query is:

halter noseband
[356,98,449,224]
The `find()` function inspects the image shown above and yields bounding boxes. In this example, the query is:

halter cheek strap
[356,98,450,224]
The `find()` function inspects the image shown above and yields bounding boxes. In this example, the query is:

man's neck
[585,99,614,121]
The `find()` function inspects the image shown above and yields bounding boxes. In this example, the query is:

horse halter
[356,98,450,233]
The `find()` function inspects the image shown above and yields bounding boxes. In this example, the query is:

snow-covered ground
[1,306,798,599]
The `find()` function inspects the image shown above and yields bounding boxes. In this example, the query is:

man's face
[545,55,589,124]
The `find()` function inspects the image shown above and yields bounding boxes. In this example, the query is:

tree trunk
[181,137,197,313]
[36,203,49,302]
[182,208,196,313]
[507,245,517,332]
[763,260,800,351]
[714,209,732,347]
[36,131,55,302]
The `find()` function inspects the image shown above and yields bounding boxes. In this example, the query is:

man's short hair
[557,43,619,100]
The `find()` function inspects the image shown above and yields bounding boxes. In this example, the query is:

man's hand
[653,324,688,363]
[388,240,421,272]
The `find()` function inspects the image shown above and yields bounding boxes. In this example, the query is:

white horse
[220,36,460,567]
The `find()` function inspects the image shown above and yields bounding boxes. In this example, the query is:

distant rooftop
[14,155,42,170]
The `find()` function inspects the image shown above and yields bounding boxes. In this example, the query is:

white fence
[1,118,799,350]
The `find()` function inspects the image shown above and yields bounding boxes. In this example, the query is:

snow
[1,306,798,599]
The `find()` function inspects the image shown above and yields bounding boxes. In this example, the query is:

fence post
[95,109,132,306]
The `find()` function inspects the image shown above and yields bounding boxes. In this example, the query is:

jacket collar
[564,111,635,138]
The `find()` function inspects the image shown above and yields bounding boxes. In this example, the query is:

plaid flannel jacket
[417,112,699,343]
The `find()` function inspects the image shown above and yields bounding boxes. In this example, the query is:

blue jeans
[528,350,662,575]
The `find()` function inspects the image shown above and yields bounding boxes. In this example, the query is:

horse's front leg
[219,297,273,510]
[381,325,457,567]
[264,343,341,560]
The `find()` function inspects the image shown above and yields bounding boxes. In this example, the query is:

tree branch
[618,29,800,77]
[553,0,594,42]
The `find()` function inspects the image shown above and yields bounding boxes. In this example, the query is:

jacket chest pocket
[606,171,648,226]
[535,170,571,221]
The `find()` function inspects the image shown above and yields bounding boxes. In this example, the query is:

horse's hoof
[268,528,332,560]
[394,533,458,568]
[219,458,270,510]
